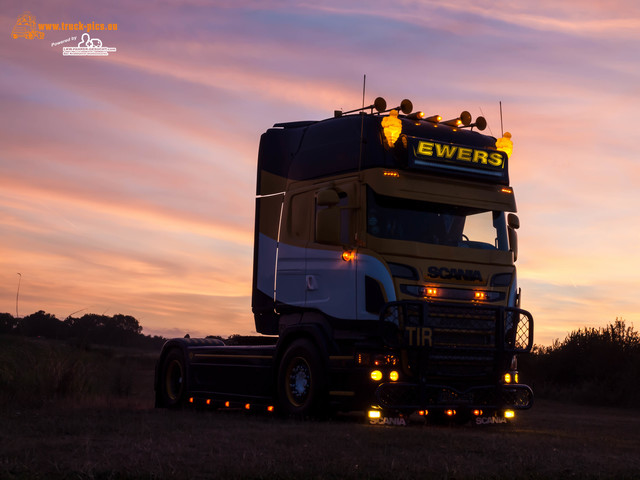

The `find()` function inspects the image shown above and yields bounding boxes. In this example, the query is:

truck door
[305,181,358,320]
[274,190,312,309]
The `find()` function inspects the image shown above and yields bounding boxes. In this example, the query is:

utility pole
[16,273,21,318]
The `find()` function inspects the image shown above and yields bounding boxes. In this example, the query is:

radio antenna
[358,74,366,172]
[499,101,504,137]
[478,106,494,137]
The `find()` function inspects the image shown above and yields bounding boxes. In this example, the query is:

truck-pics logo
[11,10,118,51]
[11,11,44,39]
[63,33,116,56]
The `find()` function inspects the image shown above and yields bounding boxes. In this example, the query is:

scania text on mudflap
[155,96,534,424]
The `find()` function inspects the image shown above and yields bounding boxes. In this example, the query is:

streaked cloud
[2,0,639,345]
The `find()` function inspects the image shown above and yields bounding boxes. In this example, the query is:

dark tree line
[521,318,640,407]
[0,311,166,350]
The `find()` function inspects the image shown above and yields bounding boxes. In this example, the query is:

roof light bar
[334,96,387,117]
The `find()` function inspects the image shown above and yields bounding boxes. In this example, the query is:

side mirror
[508,213,520,230]
[507,214,519,262]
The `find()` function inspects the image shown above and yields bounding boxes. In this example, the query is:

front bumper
[375,381,533,411]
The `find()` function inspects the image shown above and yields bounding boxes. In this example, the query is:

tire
[158,349,188,408]
[277,339,327,418]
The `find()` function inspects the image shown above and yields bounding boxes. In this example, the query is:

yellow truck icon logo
[12,11,44,39]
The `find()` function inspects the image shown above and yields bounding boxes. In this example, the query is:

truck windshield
[367,188,508,251]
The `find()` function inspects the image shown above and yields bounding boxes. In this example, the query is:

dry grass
[2,401,640,478]
[1,336,640,479]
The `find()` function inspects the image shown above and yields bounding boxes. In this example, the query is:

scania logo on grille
[427,266,483,283]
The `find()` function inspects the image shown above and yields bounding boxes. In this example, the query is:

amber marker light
[245,403,251,410]
[381,109,402,147]
[474,291,487,301]
[389,371,399,382]
[267,405,275,412]
[206,399,211,405]
[383,170,400,177]
[224,401,230,407]
[504,373,512,384]
[496,132,513,158]
[504,410,515,419]
[342,250,356,262]
[370,370,383,381]
[501,187,513,194]
[446,409,456,417]
[368,410,381,419]
[422,287,438,297]
[473,409,483,417]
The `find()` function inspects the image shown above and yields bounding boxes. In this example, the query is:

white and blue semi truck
[155,97,534,424]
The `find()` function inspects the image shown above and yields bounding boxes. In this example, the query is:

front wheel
[157,349,187,408]
[277,339,327,418]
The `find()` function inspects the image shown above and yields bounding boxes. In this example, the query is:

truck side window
[315,191,349,245]
[289,193,310,242]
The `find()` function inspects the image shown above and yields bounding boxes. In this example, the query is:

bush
[521,318,640,407]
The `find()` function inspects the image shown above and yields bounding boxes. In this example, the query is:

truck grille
[380,302,533,387]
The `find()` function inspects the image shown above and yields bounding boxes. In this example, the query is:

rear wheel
[158,349,187,408]
[277,339,327,418]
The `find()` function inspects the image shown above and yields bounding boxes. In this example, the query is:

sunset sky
[2,1,639,345]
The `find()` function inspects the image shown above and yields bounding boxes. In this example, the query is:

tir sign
[405,326,433,347]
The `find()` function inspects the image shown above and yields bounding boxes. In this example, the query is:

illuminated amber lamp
[370,370,383,381]
[381,110,402,147]
[368,410,381,419]
[342,250,356,262]
[421,287,438,298]
[425,115,442,124]
[496,132,513,158]
[474,291,487,301]
[504,410,515,419]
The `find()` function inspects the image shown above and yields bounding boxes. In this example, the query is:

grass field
[1,337,640,479]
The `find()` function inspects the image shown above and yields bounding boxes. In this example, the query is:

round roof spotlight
[460,111,472,127]
[400,99,413,115]
[474,116,487,131]
[374,97,387,113]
